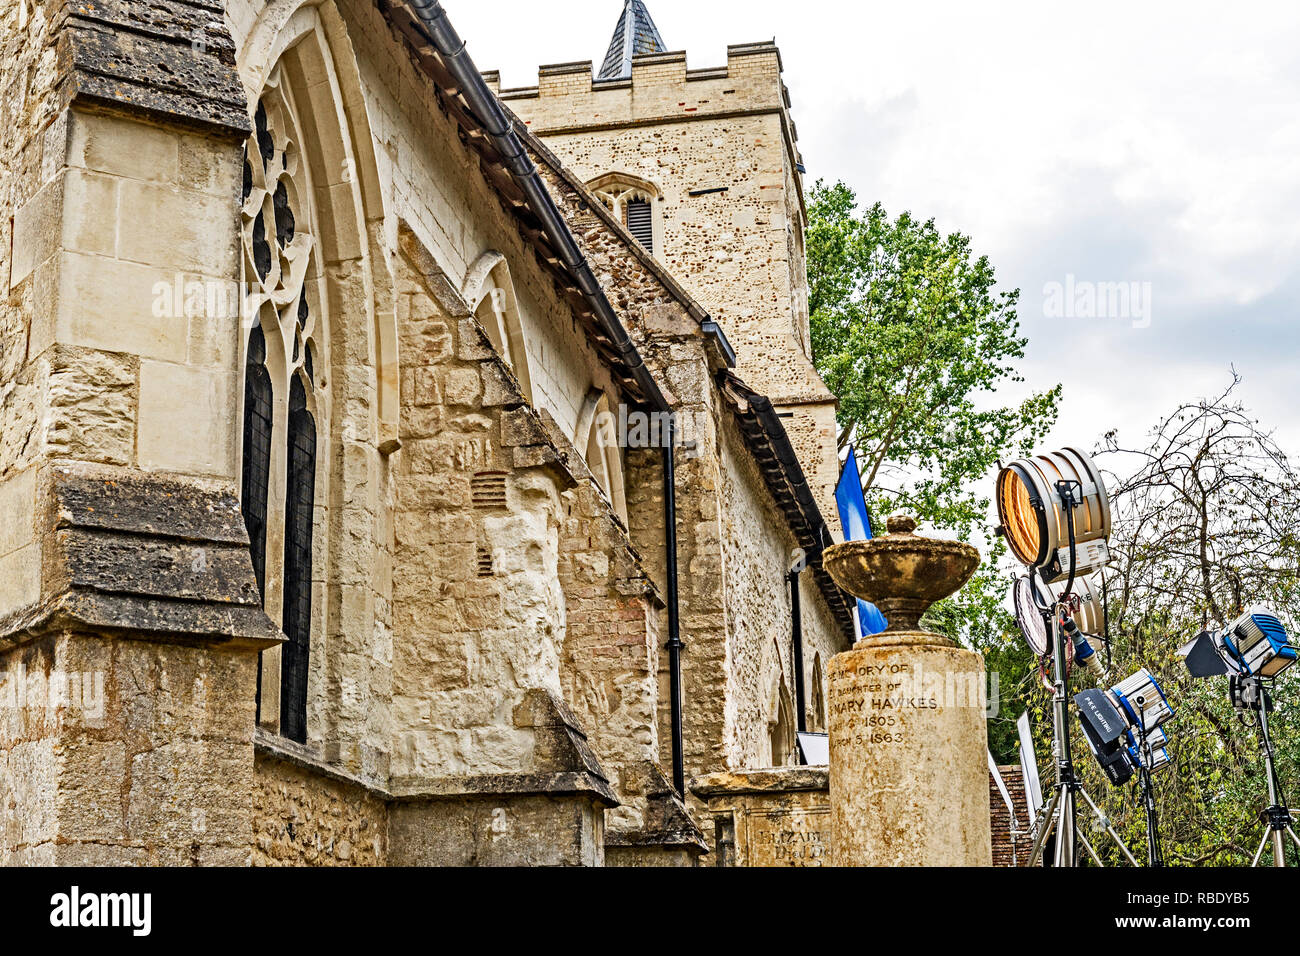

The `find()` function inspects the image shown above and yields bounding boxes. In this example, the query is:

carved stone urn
[822,514,979,641]
[822,515,992,866]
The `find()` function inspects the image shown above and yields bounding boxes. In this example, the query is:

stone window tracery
[240,70,326,745]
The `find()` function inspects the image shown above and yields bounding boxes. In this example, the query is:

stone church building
[0,0,863,865]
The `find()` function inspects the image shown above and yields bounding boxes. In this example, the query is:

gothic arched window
[810,654,826,733]
[770,679,795,767]
[574,389,628,526]
[463,252,534,405]
[280,375,316,742]
[241,325,273,598]
[241,70,327,745]
[587,173,662,256]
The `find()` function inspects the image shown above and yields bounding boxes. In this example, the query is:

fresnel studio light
[997,447,1174,867]
[997,448,1112,584]
[1182,606,1300,866]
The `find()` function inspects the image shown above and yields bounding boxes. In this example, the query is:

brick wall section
[990,765,1033,867]
[533,145,850,844]
[390,235,577,779]
[556,475,666,838]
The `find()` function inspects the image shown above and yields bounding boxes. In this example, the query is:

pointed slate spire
[598,1,668,80]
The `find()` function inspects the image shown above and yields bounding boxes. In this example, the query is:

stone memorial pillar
[823,516,992,866]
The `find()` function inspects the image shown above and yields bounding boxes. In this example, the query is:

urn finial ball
[821,513,980,639]
[886,514,917,535]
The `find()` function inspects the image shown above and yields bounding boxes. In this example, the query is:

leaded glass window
[240,72,325,745]
[241,325,273,598]
[280,376,316,743]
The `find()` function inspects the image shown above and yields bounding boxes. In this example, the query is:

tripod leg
[1028,815,1056,868]
[1078,830,1104,867]
[1077,786,1138,866]
[1055,790,1076,867]
[1027,788,1062,867]
[1272,829,1287,868]
[1251,828,1271,868]
[1286,826,1300,854]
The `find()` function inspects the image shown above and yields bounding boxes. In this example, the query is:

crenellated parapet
[489,43,801,169]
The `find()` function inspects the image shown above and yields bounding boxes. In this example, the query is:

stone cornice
[691,766,829,798]
[0,464,282,652]
[55,0,251,138]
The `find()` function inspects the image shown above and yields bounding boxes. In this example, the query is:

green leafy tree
[806,180,1060,759]
[808,181,1061,540]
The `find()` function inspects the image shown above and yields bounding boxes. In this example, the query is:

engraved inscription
[829,661,940,749]
[744,807,830,867]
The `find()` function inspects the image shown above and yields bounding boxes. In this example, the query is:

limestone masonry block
[137,360,236,477]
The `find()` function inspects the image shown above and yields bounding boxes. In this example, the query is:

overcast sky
[443,0,1300,463]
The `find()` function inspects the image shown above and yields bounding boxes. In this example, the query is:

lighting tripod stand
[1022,480,1137,867]
[1235,676,1300,867]
[1134,730,1164,867]
[1026,597,1138,867]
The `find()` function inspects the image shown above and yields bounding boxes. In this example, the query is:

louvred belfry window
[240,78,326,745]
[589,176,660,256]
[624,199,653,254]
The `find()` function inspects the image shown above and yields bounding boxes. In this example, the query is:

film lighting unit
[1013,573,1109,692]
[997,448,1133,867]
[1181,606,1300,867]
[997,448,1112,586]
[1075,668,1176,866]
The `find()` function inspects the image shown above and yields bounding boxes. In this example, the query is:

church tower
[493,2,843,534]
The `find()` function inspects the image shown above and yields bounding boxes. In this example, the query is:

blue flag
[835,447,888,636]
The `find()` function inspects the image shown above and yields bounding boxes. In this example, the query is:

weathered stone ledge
[255,731,390,799]
[692,766,829,798]
[389,771,619,808]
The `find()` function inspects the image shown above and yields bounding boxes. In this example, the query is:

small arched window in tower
[587,173,662,257]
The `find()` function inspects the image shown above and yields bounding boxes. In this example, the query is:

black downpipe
[789,568,806,734]
[663,418,685,796]
[406,0,687,796]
